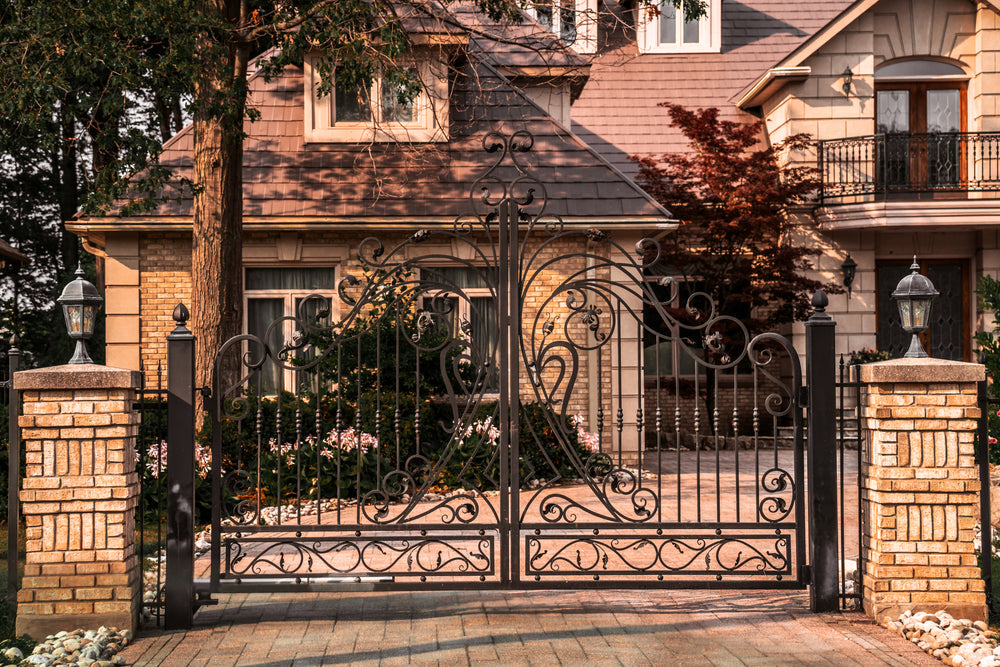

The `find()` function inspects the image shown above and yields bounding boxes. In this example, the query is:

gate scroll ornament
[205,130,807,592]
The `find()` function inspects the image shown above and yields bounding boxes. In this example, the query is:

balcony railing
[817,132,1000,203]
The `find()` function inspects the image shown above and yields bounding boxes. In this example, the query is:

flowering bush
[975,275,1000,464]
[848,348,892,365]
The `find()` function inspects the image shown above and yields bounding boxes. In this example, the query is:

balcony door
[876,81,966,191]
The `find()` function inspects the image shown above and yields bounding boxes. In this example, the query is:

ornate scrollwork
[759,468,795,522]
[227,537,493,578]
[223,468,259,525]
[526,534,791,576]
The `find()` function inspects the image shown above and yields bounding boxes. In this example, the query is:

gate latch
[798,386,809,408]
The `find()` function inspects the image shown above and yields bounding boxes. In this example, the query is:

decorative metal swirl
[526,534,791,577]
[759,468,795,522]
[226,537,493,577]
[222,468,259,525]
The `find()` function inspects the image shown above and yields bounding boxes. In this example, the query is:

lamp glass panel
[82,305,97,336]
[896,299,913,329]
[910,298,931,329]
[64,304,83,335]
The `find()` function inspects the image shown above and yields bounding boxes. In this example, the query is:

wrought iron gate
[192,132,809,596]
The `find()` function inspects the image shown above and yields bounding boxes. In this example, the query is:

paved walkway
[121,588,938,666]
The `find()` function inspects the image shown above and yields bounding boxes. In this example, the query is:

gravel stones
[13,627,131,667]
[885,610,998,666]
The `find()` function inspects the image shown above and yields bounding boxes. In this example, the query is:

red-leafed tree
[633,104,839,333]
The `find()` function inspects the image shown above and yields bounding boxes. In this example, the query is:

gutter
[735,66,811,111]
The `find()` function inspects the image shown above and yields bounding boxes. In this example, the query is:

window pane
[535,0,554,30]
[682,16,700,44]
[927,89,960,133]
[659,1,677,44]
[560,1,576,43]
[381,73,415,123]
[248,298,285,395]
[470,296,499,390]
[335,81,370,123]
[246,267,337,291]
[428,266,494,289]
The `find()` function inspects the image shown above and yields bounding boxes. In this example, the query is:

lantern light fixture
[842,67,854,96]
[891,256,938,359]
[57,264,104,364]
[841,254,857,299]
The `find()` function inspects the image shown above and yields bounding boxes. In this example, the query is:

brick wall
[858,358,987,622]
[12,365,142,639]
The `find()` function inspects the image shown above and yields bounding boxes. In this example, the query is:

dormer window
[527,0,597,54]
[638,0,720,54]
[304,53,448,143]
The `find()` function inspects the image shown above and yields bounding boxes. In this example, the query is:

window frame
[303,53,449,143]
[637,0,721,54]
[525,0,598,54]
[244,265,341,394]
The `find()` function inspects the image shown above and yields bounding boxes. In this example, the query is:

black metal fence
[978,381,996,615]
[135,360,168,626]
[836,358,863,611]
[2,338,20,600]
[817,132,1000,202]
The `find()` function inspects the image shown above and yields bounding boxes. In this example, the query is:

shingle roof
[571,0,851,174]
[125,55,667,223]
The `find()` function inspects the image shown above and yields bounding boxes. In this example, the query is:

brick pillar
[13,364,142,639]
[859,358,987,623]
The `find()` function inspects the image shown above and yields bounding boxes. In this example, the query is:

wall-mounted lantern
[891,257,938,358]
[842,67,854,96]
[841,254,857,299]
[57,264,103,364]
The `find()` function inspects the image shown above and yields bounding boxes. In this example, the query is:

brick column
[13,364,141,639]
[859,358,986,623]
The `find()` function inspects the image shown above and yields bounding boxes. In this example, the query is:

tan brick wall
[12,366,142,639]
[858,358,987,622]
[139,232,192,375]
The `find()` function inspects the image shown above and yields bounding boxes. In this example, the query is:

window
[875,60,968,191]
[421,266,499,392]
[526,0,597,53]
[303,53,448,143]
[245,267,339,394]
[638,0,720,54]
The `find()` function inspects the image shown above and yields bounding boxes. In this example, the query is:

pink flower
[990,437,997,445]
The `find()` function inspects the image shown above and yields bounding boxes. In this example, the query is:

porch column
[858,358,986,622]
[13,364,142,638]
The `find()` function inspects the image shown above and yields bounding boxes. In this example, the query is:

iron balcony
[816,132,1000,203]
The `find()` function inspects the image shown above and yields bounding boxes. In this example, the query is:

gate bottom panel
[220,531,499,584]
[520,526,800,585]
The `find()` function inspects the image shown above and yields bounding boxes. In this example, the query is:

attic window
[527,0,598,54]
[304,53,448,143]
[638,0,721,54]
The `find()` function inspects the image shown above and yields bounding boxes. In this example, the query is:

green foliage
[976,275,1000,464]
[848,348,892,365]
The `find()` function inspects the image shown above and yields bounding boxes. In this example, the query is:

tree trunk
[191,1,247,411]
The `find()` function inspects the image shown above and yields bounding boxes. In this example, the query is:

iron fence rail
[978,381,995,616]
[3,339,20,600]
[817,132,1000,202]
[836,358,863,611]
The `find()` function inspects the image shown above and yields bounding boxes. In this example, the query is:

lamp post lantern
[891,256,938,358]
[57,264,103,364]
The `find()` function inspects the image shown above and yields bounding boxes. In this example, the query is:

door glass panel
[926,264,963,360]
[927,89,961,187]
[248,298,285,395]
[877,90,909,133]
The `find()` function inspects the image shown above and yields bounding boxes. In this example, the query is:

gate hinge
[798,386,809,408]
[801,564,811,581]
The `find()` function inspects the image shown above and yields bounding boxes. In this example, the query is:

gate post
[165,304,195,630]
[7,336,20,600]
[805,290,839,612]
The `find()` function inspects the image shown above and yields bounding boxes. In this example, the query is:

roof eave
[735,66,812,110]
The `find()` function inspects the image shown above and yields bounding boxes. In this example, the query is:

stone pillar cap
[859,357,985,384]
[13,364,142,390]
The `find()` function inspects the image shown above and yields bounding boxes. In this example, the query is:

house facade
[68,9,675,464]
[570,0,1000,361]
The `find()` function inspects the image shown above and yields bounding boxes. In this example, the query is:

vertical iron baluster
[314,368,322,525]
[753,361,760,522]
[295,370,302,524]
[336,342,342,524]
[733,371,740,524]
[838,355,847,608]
[636,327,643,490]
[694,363,701,523]
[655,335,662,523]
[616,302,624,467]
[356,335,363,523]
[714,370,721,523]
[275,356,284,527]
[395,302,402,471]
